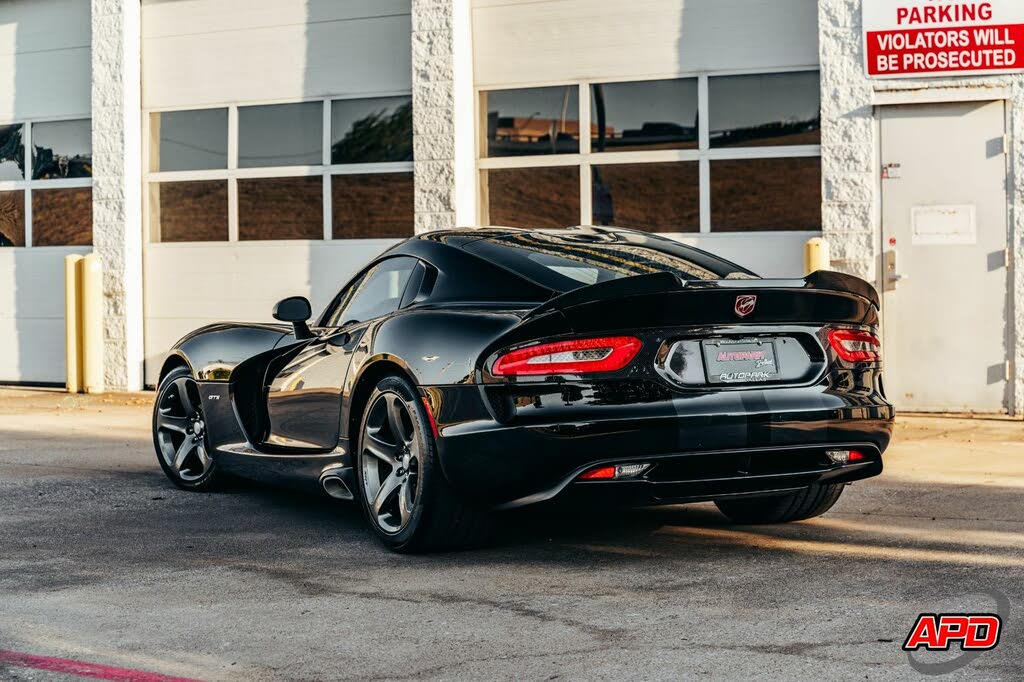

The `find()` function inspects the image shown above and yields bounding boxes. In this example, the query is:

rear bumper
[425,381,894,508]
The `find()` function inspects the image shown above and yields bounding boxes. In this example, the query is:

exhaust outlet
[320,474,354,501]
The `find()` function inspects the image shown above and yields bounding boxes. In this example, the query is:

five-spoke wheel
[355,375,491,552]
[153,367,217,489]
[360,391,421,534]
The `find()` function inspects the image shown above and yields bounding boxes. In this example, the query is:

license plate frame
[701,339,780,384]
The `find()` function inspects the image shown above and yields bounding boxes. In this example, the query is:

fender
[170,323,290,381]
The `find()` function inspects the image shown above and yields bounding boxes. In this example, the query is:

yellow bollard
[81,253,105,394]
[64,254,84,393]
[804,237,831,275]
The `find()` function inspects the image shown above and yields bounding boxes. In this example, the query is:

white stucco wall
[818,0,1024,413]
[92,0,144,391]
[411,0,476,232]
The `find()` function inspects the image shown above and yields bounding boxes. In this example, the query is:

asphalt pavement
[0,387,1021,680]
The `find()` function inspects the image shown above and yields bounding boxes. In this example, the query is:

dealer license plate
[702,340,779,384]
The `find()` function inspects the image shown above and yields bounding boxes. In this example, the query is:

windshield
[463,230,757,293]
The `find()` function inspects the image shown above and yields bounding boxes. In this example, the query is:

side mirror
[273,296,313,340]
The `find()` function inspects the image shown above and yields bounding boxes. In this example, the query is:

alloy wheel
[155,376,213,482]
[361,391,421,534]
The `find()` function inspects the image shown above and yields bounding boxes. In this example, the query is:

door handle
[882,248,907,292]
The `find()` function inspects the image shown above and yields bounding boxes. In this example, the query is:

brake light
[827,329,881,363]
[492,336,642,376]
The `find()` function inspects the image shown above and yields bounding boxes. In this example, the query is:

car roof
[413,225,642,247]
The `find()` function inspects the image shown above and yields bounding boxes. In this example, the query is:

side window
[325,257,418,327]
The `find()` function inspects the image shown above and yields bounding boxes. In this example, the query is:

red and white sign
[864,0,1024,77]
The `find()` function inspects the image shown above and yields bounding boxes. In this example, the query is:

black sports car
[152,227,894,552]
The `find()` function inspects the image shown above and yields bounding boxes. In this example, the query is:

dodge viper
[152,226,894,552]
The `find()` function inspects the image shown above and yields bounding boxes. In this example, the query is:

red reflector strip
[492,336,642,376]
[421,397,440,439]
[578,466,616,480]
[827,329,881,363]
[849,450,866,462]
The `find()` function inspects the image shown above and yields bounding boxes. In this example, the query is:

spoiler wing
[525,269,880,320]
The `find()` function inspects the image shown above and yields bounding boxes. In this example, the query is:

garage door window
[0,118,93,247]
[479,71,820,233]
[147,97,413,243]
[151,108,228,172]
[482,86,580,157]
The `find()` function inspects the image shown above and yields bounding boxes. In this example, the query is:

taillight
[827,329,881,363]
[492,336,642,376]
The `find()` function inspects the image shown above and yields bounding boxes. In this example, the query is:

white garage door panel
[0,0,91,120]
[680,233,812,279]
[0,0,90,52]
[143,241,400,385]
[142,2,412,108]
[0,247,90,384]
[141,0,410,38]
[473,0,818,86]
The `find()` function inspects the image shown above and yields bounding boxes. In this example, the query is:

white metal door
[879,100,1009,413]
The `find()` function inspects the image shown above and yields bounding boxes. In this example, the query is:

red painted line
[0,649,203,682]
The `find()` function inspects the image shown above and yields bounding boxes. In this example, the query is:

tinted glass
[0,190,25,246]
[239,102,322,168]
[465,231,752,293]
[709,71,820,148]
[485,167,580,228]
[238,176,323,240]
[327,257,417,327]
[149,181,228,242]
[483,86,580,157]
[592,162,699,232]
[331,97,412,164]
[711,158,821,231]
[332,173,413,238]
[32,188,93,246]
[591,79,697,152]
[151,109,228,171]
[0,124,24,181]
[32,119,92,179]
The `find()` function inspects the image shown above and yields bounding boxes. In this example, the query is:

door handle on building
[882,249,907,292]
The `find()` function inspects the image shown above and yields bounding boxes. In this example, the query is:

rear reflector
[578,463,651,481]
[826,449,867,465]
[827,329,881,363]
[492,336,642,376]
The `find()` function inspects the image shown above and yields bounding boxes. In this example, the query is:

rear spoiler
[526,269,879,320]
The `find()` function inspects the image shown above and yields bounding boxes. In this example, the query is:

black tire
[355,375,491,553]
[714,483,846,524]
[152,366,221,491]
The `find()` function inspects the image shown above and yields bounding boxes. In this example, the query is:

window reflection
[32,188,93,246]
[32,119,92,180]
[592,163,699,232]
[485,167,580,228]
[483,86,580,157]
[332,173,413,238]
[0,190,25,246]
[0,124,24,181]
[149,181,228,242]
[238,176,323,240]
[711,158,821,231]
[151,109,228,172]
[709,71,821,148]
[331,97,412,164]
[238,102,322,168]
[591,79,698,152]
